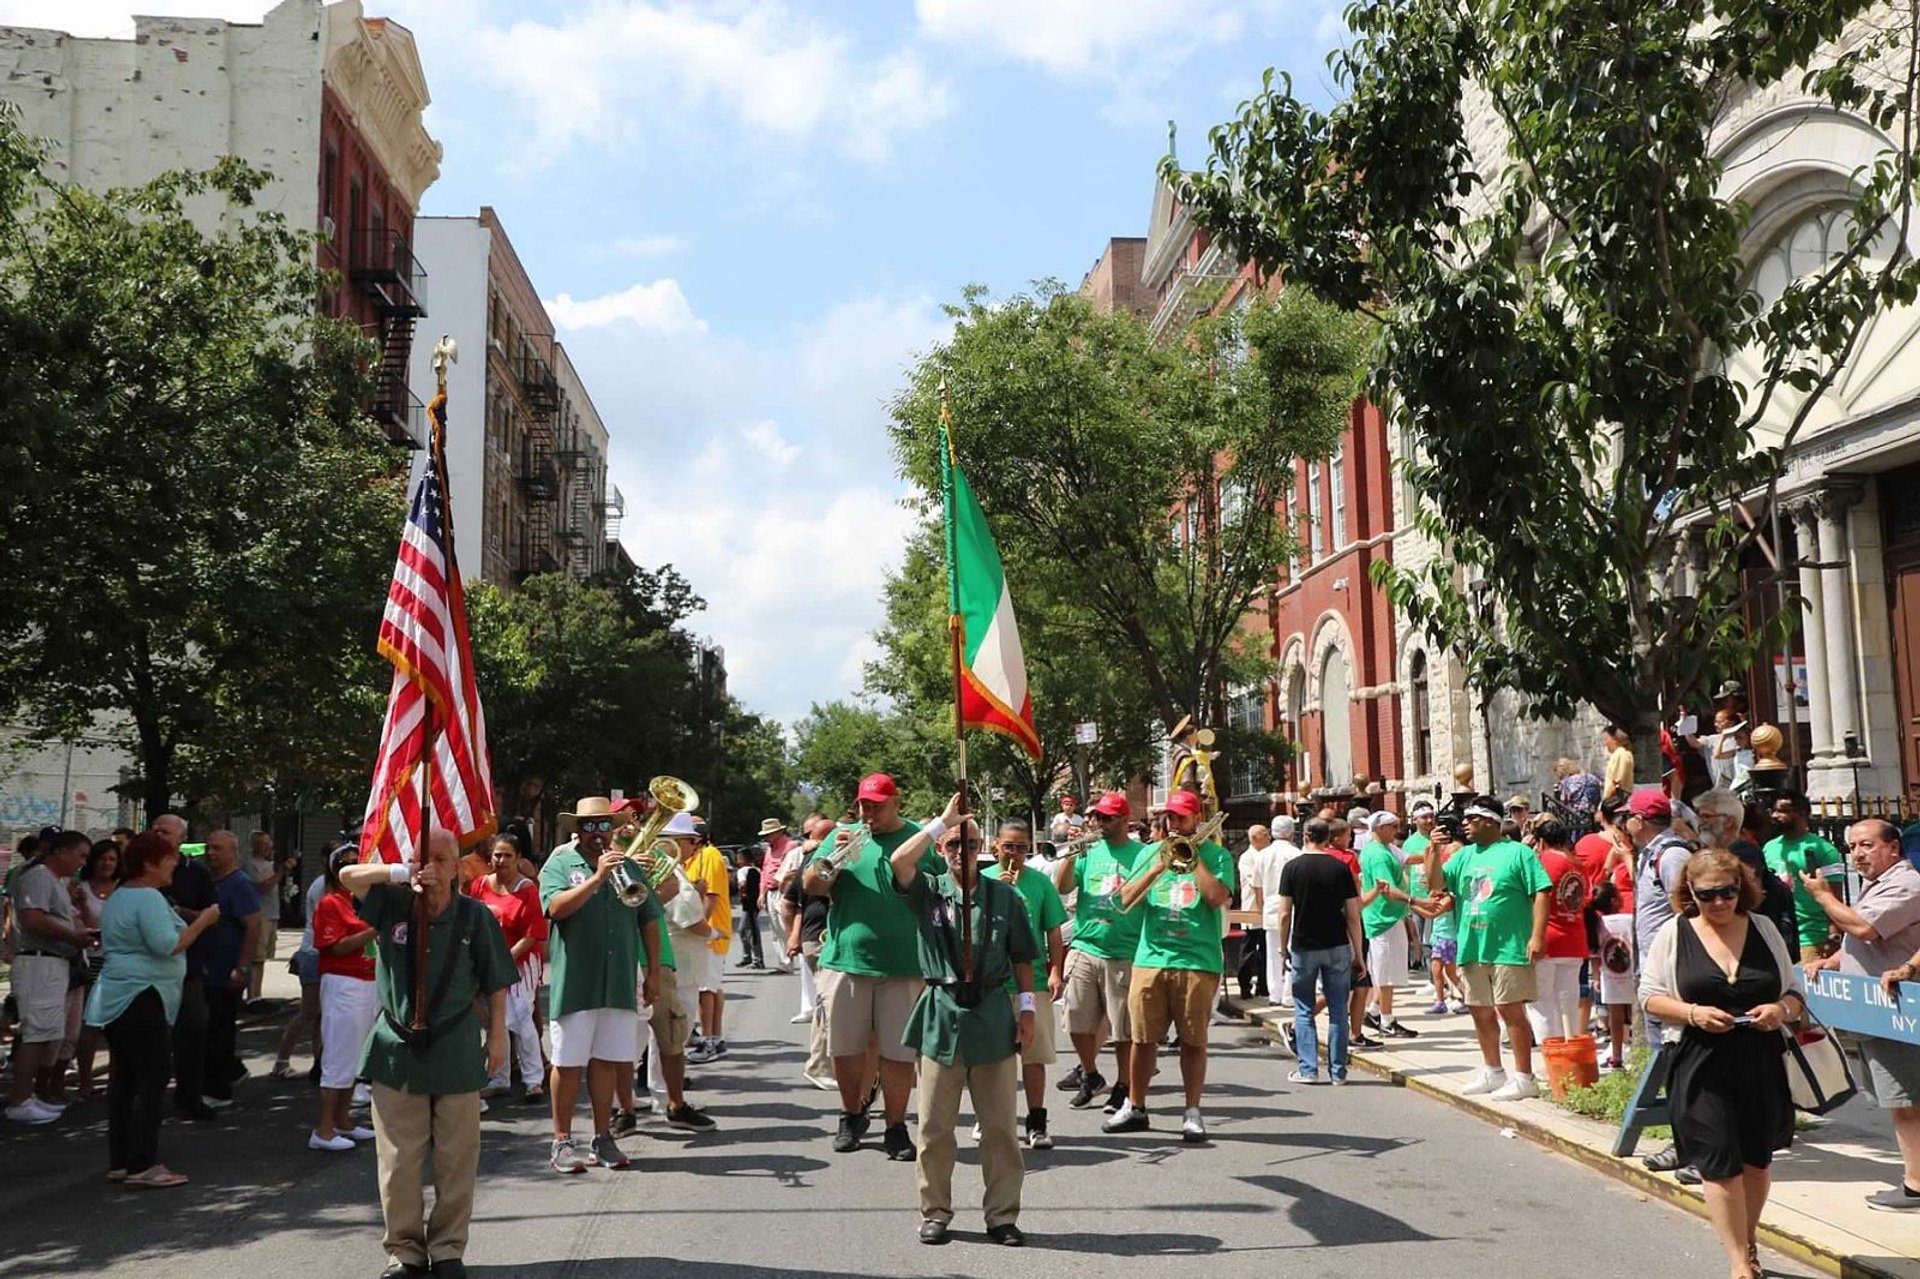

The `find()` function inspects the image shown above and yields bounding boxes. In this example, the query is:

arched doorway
[1320,647,1352,793]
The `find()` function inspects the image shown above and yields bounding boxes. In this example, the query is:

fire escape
[515,337,561,580]
[554,397,588,574]
[354,229,429,448]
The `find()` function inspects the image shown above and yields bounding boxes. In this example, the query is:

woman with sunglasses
[1641,848,1807,1279]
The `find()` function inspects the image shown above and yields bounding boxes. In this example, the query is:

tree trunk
[136,714,173,825]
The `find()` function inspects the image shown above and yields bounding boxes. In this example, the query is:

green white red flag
[940,422,1041,759]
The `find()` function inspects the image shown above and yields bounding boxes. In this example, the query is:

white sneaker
[34,1097,68,1114]
[1488,1074,1540,1102]
[5,1100,57,1125]
[342,1125,377,1141]
[1286,1068,1322,1085]
[1459,1068,1507,1096]
[1181,1108,1207,1143]
[788,1011,812,1024]
[1447,999,1469,1014]
[309,1131,356,1151]
[351,1083,371,1107]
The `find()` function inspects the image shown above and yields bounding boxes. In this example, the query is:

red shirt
[1536,846,1590,959]
[1573,832,1635,917]
[467,874,547,967]
[313,890,375,981]
[1329,846,1361,881]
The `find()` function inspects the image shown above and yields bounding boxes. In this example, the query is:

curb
[1220,998,1902,1279]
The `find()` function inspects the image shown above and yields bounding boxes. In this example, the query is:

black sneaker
[987,1223,1026,1247]
[667,1103,716,1131]
[1352,1033,1382,1050]
[1382,1021,1420,1040]
[832,1111,868,1152]
[1101,1083,1129,1115]
[882,1121,916,1161]
[1363,1010,1383,1031]
[1056,1064,1085,1093]
[1024,1108,1052,1149]
[1069,1070,1108,1109]
[610,1108,638,1137]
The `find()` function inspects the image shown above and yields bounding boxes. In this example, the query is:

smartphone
[1731,1014,1756,1027]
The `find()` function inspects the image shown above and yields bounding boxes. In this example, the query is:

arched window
[1748,204,1899,314]
[1410,651,1432,777]
[1319,647,1352,791]
[1284,667,1307,785]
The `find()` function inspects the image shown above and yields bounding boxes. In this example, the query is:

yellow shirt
[1604,746,1635,799]
[688,844,732,953]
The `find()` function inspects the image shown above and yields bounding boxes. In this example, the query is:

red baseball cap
[608,797,638,815]
[1626,788,1672,820]
[1091,790,1131,817]
[1164,790,1204,817]
[855,773,898,803]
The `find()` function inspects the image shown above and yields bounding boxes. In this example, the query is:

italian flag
[941,423,1041,759]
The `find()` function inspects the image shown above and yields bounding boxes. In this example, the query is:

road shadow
[1014,1229,1226,1255]
[463,1260,883,1279]
[1236,1172,1445,1246]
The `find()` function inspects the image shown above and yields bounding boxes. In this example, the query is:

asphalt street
[0,965,1817,1279]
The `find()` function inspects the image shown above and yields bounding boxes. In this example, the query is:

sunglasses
[999,841,1031,852]
[941,839,984,852]
[578,819,614,833]
[1690,883,1739,903]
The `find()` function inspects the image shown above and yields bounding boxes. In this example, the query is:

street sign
[1805,968,1920,1044]
[1074,721,1099,745]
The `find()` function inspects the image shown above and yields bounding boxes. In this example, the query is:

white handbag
[1781,1013,1857,1115]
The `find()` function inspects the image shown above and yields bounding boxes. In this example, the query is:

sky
[2,0,1352,729]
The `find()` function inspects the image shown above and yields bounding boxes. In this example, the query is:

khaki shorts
[1018,989,1058,1066]
[254,919,278,964]
[1062,948,1132,1041]
[1462,962,1538,1007]
[820,969,923,1063]
[1126,966,1218,1046]
[11,955,70,1045]
[646,965,691,1056]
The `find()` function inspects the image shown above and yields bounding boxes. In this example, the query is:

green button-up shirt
[355,884,516,1096]
[540,845,663,1017]
[899,870,1037,1067]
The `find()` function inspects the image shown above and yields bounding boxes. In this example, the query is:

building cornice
[324,4,441,209]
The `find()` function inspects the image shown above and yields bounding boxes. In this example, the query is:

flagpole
[940,382,974,985]
[413,344,460,1033]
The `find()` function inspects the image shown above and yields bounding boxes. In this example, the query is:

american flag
[358,397,495,864]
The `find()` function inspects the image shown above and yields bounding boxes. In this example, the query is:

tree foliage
[889,282,1366,735]
[789,699,946,821]
[0,109,406,818]
[1164,0,1920,752]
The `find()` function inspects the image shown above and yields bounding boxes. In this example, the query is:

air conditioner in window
[319,215,337,240]
[489,335,505,356]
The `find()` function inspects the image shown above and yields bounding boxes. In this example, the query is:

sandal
[125,1166,189,1189]
[1746,1243,1765,1277]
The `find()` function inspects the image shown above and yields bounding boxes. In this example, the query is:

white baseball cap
[660,813,700,838]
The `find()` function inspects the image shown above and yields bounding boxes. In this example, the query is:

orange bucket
[1540,1035,1600,1101]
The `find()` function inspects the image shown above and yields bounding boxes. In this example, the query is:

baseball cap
[1164,790,1204,817]
[1368,811,1402,831]
[855,773,898,803]
[608,797,639,815]
[1626,789,1672,820]
[1091,790,1131,817]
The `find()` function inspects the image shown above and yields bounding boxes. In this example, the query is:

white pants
[1264,927,1286,1001]
[797,954,819,1015]
[1526,957,1584,1042]
[319,973,380,1089]
[487,971,544,1090]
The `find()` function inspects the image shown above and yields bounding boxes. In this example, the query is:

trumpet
[1053,822,1103,863]
[610,775,699,908]
[1159,810,1228,874]
[821,822,872,871]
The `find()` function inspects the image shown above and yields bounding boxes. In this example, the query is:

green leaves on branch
[1166,0,1920,740]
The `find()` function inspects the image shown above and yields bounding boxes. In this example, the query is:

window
[348,180,364,267]
[1410,651,1432,777]
[1220,475,1246,530]
[1226,687,1265,796]
[1285,668,1308,786]
[1328,449,1347,550]
[321,145,337,224]
[1307,464,1324,563]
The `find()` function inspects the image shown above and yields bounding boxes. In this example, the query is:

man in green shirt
[1106,788,1235,1142]
[1359,811,1420,1040]
[342,829,515,1279]
[1426,796,1551,1102]
[889,793,1037,1248]
[803,772,937,1159]
[983,818,1067,1150]
[539,796,663,1174]
[1764,790,1844,960]
[1052,791,1145,1113]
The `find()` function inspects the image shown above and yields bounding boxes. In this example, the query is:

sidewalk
[1223,990,1920,1278]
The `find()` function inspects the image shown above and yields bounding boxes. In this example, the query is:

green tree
[890,283,1365,736]
[790,699,946,820]
[0,116,406,819]
[1164,0,1920,769]
[865,521,1161,819]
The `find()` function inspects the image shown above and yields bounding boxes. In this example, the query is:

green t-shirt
[899,871,1037,1067]
[1359,839,1411,938]
[1764,831,1844,948]
[811,820,938,978]
[355,884,516,1095]
[1441,838,1550,966]
[1067,838,1147,960]
[540,845,662,1017]
[984,863,1067,989]
[1131,839,1236,973]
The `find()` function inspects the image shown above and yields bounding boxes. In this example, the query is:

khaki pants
[371,1084,482,1267]
[916,1053,1022,1229]
[802,945,832,1084]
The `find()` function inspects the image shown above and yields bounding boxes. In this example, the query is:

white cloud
[739,421,801,469]
[544,280,706,336]
[915,0,1265,80]
[603,234,690,259]
[445,2,951,167]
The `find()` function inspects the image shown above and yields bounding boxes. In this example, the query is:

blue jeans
[1290,945,1354,1079]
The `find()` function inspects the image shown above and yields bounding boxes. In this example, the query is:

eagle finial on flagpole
[432,335,458,394]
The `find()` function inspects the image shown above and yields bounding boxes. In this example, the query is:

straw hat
[565,796,615,819]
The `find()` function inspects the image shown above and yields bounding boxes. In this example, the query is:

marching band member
[1104,788,1235,1141]
[890,794,1037,1247]
[1052,791,1144,1113]
[803,773,929,1159]
[982,819,1067,1149]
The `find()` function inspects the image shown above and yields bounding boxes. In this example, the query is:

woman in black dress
[1641,848,1807,1279]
